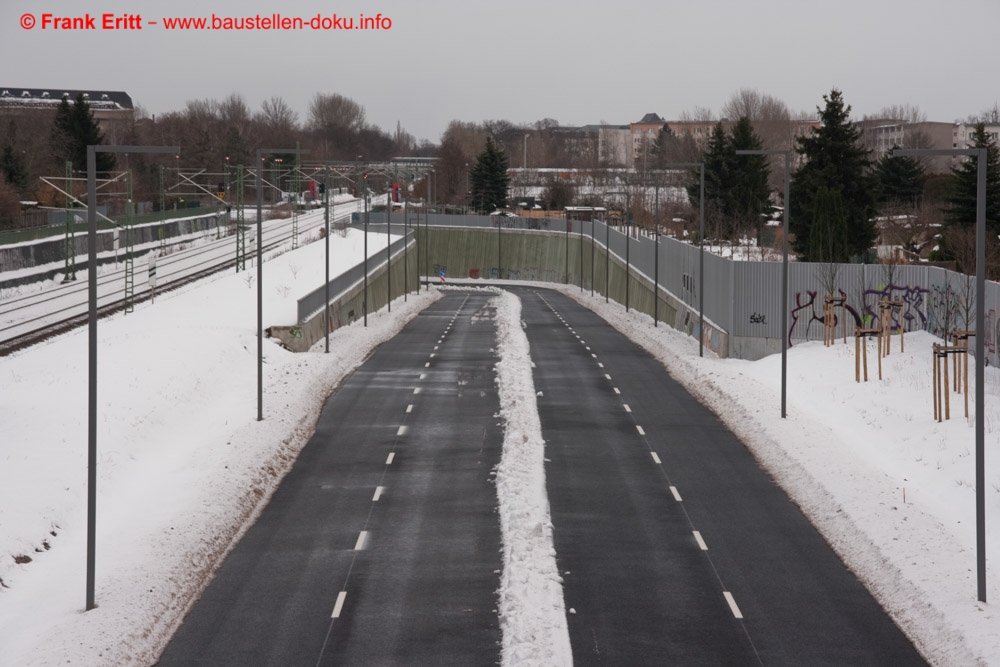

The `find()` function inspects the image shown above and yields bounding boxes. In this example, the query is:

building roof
[0,88,133,111]
[634,113,665,125]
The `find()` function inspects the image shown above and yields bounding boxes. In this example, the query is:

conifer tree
[470,136,510,213]
[943,122,1000,232]
[807,187,849,263]
[874,148,925,207]
[790,89,877,260]
[51,94,116,173]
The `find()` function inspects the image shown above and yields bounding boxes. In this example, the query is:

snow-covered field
[1,225,998,665]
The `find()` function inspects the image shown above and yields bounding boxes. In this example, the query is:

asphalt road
[513,286,925,666]
[158,285,927,666]
[157,291,504,666]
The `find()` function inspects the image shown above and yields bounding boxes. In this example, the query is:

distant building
[860,120,955,173]
[630,113,666,166]
[0,87,133,142]
[597,125,630,167]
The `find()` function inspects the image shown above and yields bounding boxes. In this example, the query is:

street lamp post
[324,166,330,353]
[87,143,179,612]
[386,183,392,313]
[895,146,988,603]
[256,147,308,420]
[737,150,790,413]
[659,164,705,350]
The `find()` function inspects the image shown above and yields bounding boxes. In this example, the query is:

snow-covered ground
[1,224,998,665]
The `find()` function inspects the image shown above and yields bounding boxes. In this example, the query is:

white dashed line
[434,346,439,350]
[429,353,436,358]
[591,353,597,358]
[425,362,430,368]
[670,486,683,502]
[636,425,645,435]
[650,451,661,464]
[586,346,591,351]
[331,591,347,618]
[605,374,612,380]
[413,387,421,394]
[693,531,708,550]
[723,592,744,619]
[419,373,426,380]
[373,486,384,501]
[613,387,621,395]
[386,452,395,465]
[598,362,604,368]
[406,404,413,413]
[355,530,368,550]
[623,404,631,413]
[396,425,408,436]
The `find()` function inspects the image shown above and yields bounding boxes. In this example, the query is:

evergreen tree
[807,187,849,262]
[687,119,772,241]
[943,122,1000,232]
[469,136,510,213]
[728,117,772,243]
[0,145,29,193]
[789,89,877,260]
[875,148,925,207]
[51,94,116,173]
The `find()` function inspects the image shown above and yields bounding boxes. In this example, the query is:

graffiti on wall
[787,283,930,346]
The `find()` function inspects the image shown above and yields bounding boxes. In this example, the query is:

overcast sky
[3,0,997,143]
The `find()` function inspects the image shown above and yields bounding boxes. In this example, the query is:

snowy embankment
[492,290,573,666]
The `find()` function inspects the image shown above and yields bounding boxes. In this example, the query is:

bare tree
[307,93,366,133]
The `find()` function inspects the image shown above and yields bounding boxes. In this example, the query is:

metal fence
[339,212,1000,365]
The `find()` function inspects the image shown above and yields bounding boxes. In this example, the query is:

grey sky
[3,0,997,142]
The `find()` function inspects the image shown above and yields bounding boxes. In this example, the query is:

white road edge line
[651,451,661,464]
[670,486,682,502]
[355,530,368,550]
[386,452,395,465]
[331,591,347,618]
[373,486,384,501]
[693,530,708,550]
[723,591,744,619]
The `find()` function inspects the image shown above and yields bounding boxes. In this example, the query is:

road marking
[406,404,413,413]
[651,451,661,464]
[605,374,612,380]
[670,486,682,502]
[355,530,368,550]
[430,353,436,358]
[693,531,708,550]
[598,362,604,368]
[386,452,395,465]
[434,346,439,350]
[373,486,384,501]
[613,387,621,395]
[723,591,744,619]
[331,591,347,618]
[636,425,645,435]
[425,362,430,368]
[397,425,408,436]
[586,346,591,351]
[413,387,421,394]
[419,373,427,380]
[623,404,631,412]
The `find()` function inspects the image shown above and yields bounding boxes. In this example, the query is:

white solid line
[386,452,395,465]
[651,451,661,464]
[636,425,645,435]
[413,387,421,394]
[613,387,621,395]
[693,530,708,550]
[723,591,744,619]
[373,486,384,501]
[670,486,682,502]
[331,591,347,618]
[623,404,631,412]
[397,425,408,436]
[406,404,413,413]
[355,530,368,550]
